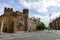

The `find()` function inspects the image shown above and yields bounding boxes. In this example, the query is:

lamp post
[48,13,51,31]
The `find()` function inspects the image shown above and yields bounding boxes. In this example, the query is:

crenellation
[16,11,20,13]
[11,8,13,11]
[23,9,29,14]
[23,9,28,14]
[4,7,7,11]
[4,7,13,14]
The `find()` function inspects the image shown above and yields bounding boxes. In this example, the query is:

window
[19,16,23,21]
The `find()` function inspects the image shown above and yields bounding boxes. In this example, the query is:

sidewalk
[0,31,30,37]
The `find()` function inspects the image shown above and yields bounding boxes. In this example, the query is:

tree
[45,27,48,30]
[36,22,46,30]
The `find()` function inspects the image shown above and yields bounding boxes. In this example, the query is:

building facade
[0,7,40,33]
[49,16,60,30]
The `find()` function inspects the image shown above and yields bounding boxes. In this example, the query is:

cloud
[29,11,60,26]
[0,3,13,15]
[0,0,60,26]
[18,0,60,26]
[51,12,60,20]
[18,0,60,13]
[29,14,49,26]
[18,0,47,13]
[0,0,16,5]
[0,0,16,15]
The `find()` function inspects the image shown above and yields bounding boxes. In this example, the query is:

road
[0,30,60,40]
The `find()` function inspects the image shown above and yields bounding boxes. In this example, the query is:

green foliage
[36,22,46,30]
[45,27,48,30]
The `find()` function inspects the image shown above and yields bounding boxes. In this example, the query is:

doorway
[3,20,14,33]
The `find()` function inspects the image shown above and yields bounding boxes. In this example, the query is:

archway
[3,19,14,33]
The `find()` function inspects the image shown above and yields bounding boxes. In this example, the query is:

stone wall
[28,20,36,31]
[0,7,39,33]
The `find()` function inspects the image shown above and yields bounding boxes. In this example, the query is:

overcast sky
[0,0,60,26]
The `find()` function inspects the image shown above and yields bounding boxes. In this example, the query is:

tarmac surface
[0,30,60,40]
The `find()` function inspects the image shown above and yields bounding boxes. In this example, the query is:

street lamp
[48,13,51,31]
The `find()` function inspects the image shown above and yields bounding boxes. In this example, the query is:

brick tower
[23,9,29,31]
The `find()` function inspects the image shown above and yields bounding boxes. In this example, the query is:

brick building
[49,16,60,30]
[0,7,40,33]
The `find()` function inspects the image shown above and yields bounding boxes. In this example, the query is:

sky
[0,0,60,26]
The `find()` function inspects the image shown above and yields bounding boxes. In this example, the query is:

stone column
[13,19,17,33]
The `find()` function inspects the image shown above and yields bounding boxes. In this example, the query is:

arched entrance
[3,19,14,33]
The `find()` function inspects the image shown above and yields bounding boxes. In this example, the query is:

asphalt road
[0,30,60,40]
